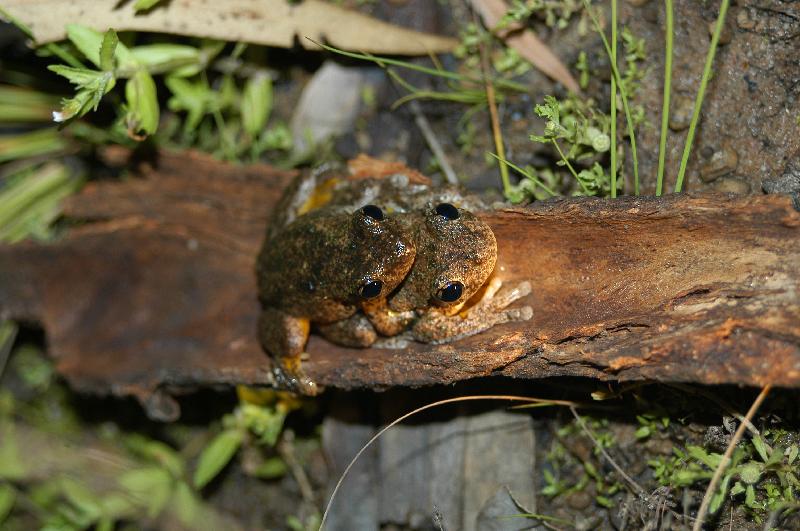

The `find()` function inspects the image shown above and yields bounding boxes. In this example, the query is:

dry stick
[569,406,646,497]
[319,395,580,530]
[692,384,772,531]
[476,23,511,196]
[669,383,768,450]
[278,430,315,506]
[408,100,458,185]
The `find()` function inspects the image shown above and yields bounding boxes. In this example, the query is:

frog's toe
[512,305,534,322]
[271,362,323,396]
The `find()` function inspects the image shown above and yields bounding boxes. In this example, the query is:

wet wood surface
[1,150,798,416]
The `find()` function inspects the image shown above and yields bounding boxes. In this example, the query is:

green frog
[256,169,416,394]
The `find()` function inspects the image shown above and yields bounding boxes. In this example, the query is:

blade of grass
[582,0,639,196]
[610,0,618,197]
[309,39,528,93]
[0,162,74,232]
[656,0,674,196]
[476,22,510,196]
[674,0,730,193]
[486,152,557,197]
[0,128,70,163]
[552,139,591,195]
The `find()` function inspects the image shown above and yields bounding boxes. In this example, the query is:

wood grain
[1,150,798,417]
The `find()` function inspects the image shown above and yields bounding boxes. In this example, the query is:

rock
[762,161,800,210]
[736,8,756,30]
[567,490,594,511]
[713,176,751,194]
[700,144,739,182]
[669,95,695,131]
[708,19,732,45]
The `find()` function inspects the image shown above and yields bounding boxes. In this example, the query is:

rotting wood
[1,150,798,418]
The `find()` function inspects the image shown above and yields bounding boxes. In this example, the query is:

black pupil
[359,280,383,299]
[435,203,459,220]
[437,281,464,302]
[361,205,384,221]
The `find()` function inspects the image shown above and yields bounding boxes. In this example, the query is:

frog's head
[389,203,497,313]
[347,204,416,304]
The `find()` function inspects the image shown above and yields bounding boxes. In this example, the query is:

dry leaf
[3,0,457,55]
[468,0,580,93]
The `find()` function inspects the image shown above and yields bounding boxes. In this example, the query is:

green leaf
[0,422,25,480]
[118,466,173,518]
[709,473,732,514]
[595,495,613,508]
[241,72,273,137]
[129,44,202,75]
[125,69,160,138]
[170,481,198,527]
[60,477,101,522]
[99,29,118,72]
[688,445,722,469]
[788,445,798,465]
[165,76,210,132]
[193,429,243,489]
[66,24,135,71]
[0,483,16,524]
[745,484,757,508]
[252,457,287,479]
[752,434,770,462]
[66,24,106,68]
[47,65,102,88]
[133,0,164,11]
[634,426,651,439]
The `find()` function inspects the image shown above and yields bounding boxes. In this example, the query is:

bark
[1,150,798,417]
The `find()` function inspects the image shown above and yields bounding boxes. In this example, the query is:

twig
[568,406,646,497]
[278,429,315,506]
[475,19,511,195]
[320,395,577,530]
[692,384,772,531]
[408,101,458,185]
[668,383,768,450]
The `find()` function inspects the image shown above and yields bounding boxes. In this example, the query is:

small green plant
[649,433,799,521]
[499,0,586,30]
[634,413,670,440]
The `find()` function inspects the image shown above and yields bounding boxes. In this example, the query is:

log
[1,150,798,417]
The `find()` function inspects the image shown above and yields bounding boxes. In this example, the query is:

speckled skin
[256,175,415,394]
[315,172,532,346]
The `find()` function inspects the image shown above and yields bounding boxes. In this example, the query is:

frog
[311,157,533,347]
[256,168,416,395]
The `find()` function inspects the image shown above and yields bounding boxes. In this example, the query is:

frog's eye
[358,279,383,299]
[434,203,459,220]
[360,205,384,221]
[436,281,464,303]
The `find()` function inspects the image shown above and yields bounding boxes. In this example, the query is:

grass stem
[583,0,639,196]
[675,0,730,193]
[692,384,772,531]
[656,0,674,196]
[610,0,618,197]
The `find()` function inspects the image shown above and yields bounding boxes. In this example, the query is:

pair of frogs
[256,157,532,394]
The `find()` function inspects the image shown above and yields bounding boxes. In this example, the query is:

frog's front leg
[317,313,377,348]
[258,307,320,396]
[412,279,533,344]
[363,297,415,337]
